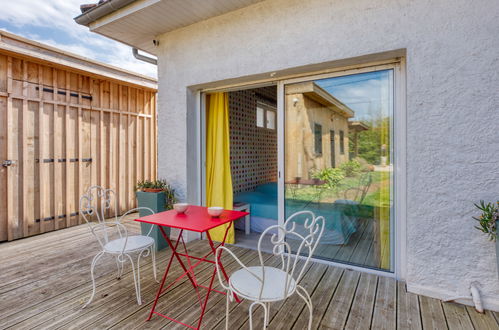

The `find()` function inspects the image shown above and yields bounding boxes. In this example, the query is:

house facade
[285,81,353,180]
[76,0,499,311]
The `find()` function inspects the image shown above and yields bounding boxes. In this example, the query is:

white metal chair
[79,185,158,308]
[216,211,325,329]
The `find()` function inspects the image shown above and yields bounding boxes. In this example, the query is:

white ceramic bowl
[208,206,224,217]
[173,203,188,213]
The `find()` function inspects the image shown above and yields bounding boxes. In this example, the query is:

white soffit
[89,0,265,55]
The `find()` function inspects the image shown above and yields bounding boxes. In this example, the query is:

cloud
[0,0,157,78]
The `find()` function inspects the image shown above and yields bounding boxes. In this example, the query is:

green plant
[339,160,362,177]
[135,179,177,210]
[312,167,345,190]
[473,200,498,241]
[349,117,390,165]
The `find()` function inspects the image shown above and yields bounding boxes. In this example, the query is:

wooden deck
[236,217,388,271]
[1,215,498,330]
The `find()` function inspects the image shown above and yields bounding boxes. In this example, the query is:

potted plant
[136,179,177,251]
[473,200,499,276]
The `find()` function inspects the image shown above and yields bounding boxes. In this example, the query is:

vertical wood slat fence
[0,54,157,241]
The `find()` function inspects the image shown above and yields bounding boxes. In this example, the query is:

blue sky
[0,0,157,78]
[316,70,393,122]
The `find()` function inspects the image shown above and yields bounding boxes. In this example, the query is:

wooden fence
[0,54,157,241]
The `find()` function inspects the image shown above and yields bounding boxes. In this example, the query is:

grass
[287,171,389,205]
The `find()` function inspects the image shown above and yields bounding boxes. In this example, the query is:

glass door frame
[277,61,406,279]
[198,60,406,279]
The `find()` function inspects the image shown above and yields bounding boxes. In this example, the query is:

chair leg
[151,245,158,283]
[82,251,105,309]
[265,302,270,326]
[296,285,313,330]
[124,253,141,305]
[115,256,124,279]
[249,301,268,330]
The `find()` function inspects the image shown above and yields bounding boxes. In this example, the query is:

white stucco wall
[155,0,499,310]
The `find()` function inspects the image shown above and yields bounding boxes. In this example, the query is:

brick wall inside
[229,86,277,193]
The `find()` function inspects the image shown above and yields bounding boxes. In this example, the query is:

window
[256,102,276,130]
[330,130,336,167]
[339,130,345,154]
[266,110,276,129]
[314,123,322,155]
[256,107,265,127]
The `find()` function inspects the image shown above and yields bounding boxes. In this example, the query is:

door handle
[2,160,16,167]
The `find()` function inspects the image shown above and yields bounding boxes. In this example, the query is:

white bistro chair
[216,211,325,330]
[79,185,158,308]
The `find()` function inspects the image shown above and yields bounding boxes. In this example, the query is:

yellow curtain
[206,93,234,243]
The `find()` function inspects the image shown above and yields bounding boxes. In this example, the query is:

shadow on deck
[0,214,497,329]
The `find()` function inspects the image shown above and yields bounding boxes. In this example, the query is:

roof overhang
[74,0,265,55]
[286,81,355,118]
[349,121,370,132]
[0,30,157,89]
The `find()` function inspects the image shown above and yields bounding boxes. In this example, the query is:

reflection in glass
[284,70,393,271]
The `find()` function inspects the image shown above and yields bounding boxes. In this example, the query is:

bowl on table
[173,203,188,214]
[207,206,224,217]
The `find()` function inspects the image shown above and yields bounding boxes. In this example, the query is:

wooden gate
[0,54,157,241]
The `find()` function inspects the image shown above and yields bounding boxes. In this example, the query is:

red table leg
[147,221,240,329]
[147,227,199,321]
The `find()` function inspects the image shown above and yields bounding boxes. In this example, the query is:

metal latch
[2,160,15,167]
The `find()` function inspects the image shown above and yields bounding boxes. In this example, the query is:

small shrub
[339,160,362,177]
[473,200,498,241]
[354,157,373,172]
[312,167,345,190]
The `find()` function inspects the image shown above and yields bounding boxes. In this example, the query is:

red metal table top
[134,205,249,233]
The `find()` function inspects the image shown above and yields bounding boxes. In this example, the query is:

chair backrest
[357,172,372,204]
[79,185,118,248]
[342,172,372,203]
[256,211,325,300]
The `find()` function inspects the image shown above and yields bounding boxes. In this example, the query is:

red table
[135,205,249,329]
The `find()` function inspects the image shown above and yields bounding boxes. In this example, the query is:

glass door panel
[284,70,394,272]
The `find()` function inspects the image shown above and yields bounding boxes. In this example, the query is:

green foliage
[135,179,177,210]
[350,117,390,165]
[312,167,345,190]
[473,200,498,241]
[339,160,362,177]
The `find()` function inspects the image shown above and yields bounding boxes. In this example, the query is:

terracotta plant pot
[142,188,163,193]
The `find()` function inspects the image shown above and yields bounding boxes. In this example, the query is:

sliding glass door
[283,69,394,272]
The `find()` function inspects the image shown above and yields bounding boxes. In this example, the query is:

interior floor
[233,230,274,253]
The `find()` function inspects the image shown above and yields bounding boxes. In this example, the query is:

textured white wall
[156,0,499,310]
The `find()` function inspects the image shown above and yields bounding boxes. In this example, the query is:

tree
[350,117,390,165]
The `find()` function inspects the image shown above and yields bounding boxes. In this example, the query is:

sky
[0,0,157,78]
[316,70,393,122]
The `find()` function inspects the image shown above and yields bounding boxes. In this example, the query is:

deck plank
[0,216,497,330]
[344,272,378,329]
[466,307,499,330]
[265,262,328,329]
[371,276,397,330]
[54,242,211,330]
[106,246,256,330]
[396,281,422,330]
[419,295,448,329]
[156,248,272,330]
[218,257,305,330]
[320,269,361,329]
[442,302,473,330]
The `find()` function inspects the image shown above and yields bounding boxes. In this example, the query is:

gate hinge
[2,160,15,167]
